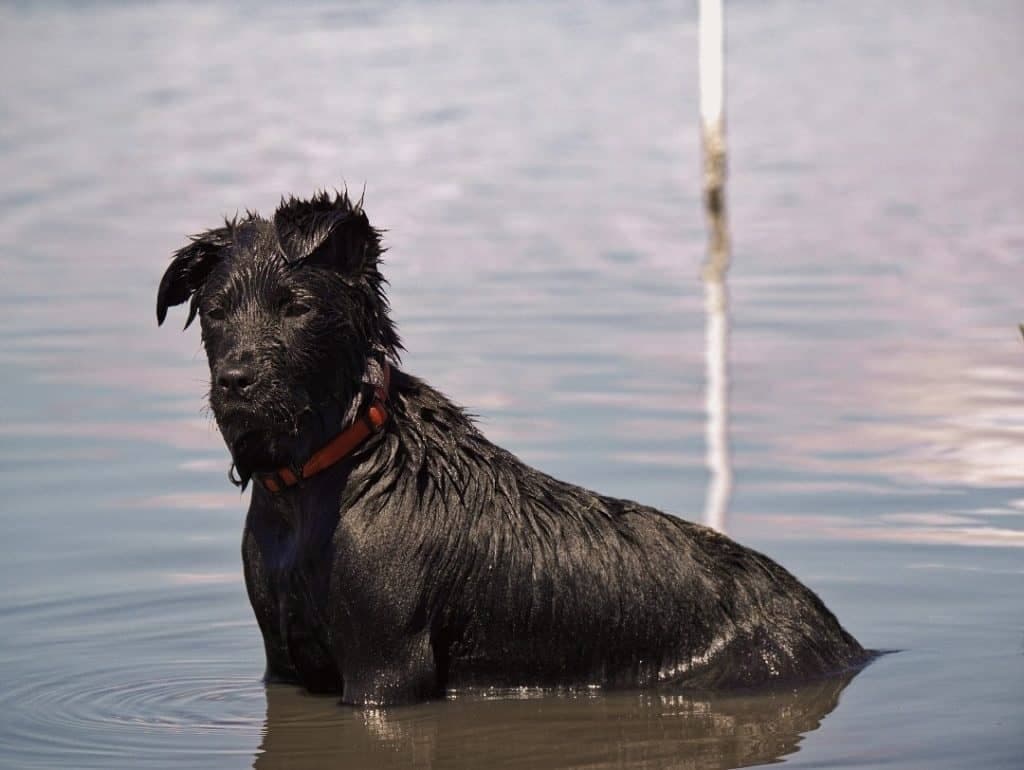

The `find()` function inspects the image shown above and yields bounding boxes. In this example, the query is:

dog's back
[332,371,867,695]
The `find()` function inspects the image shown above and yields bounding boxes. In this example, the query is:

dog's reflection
[253,670,861,770]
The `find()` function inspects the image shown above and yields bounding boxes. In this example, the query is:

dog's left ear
[274,191,378,276]
[156,227,230,328]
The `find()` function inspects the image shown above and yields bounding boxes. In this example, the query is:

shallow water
[1,1,1022,768]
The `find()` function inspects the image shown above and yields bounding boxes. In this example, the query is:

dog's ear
[274,191,378,276]
[156,227,231,328]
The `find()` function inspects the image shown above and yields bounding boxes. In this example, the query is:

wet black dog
[157,190,868,705]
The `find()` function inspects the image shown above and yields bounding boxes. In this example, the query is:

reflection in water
[700,138,733,534]
[699,0,732,534]
[703,273,732,533]
[254,673,859,769]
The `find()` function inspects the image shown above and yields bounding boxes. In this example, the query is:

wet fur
[158,190,869,705]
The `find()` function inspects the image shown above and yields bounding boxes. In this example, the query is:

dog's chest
[248,517,343,691]
[273,566,337,683]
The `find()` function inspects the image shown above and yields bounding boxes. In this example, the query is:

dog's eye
[283,301,311,318]
[206,306,226,321]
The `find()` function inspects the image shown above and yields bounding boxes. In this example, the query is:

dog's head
[157,190,400,483]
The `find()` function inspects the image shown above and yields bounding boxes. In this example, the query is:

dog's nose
[217,366,256,396]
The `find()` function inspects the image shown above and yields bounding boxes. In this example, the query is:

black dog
[157,190,869,705]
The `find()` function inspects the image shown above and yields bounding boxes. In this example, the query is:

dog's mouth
[214,405,296,477]
[229,430,280,473]
[229,427,293,477]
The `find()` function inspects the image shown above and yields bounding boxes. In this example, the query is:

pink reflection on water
[738,512,1024,548]
[0,418,218,452]
[117,492,243,512]
[165,571,242,586]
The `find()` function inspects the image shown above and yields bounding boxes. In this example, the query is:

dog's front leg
[330,513,442,705]
[339,629,438,706]
[242,528,301,686]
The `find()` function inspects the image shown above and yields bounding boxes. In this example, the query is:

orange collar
[260,363,391,493]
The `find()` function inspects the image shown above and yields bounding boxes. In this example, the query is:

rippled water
[1,1,1022,768]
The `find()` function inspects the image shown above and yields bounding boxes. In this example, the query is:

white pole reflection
[702,270,731,532]
[700,0,732,532]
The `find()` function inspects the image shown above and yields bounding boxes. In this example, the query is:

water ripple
[0,663,263,766]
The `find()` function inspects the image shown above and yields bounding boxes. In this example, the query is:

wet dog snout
[216,365,256,397]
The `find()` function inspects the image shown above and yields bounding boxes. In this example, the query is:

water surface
[1,1,1022,768]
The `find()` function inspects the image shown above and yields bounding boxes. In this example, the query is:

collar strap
[260,363,391,493]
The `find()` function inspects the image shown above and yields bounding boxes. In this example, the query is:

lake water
[1,1,1022,768]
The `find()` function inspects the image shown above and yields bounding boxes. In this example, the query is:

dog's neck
[255,360,391,494]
